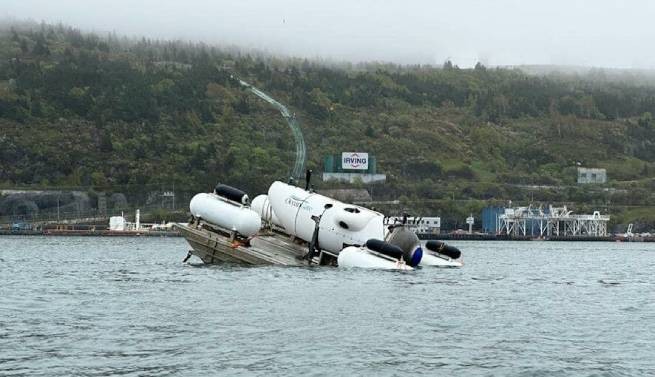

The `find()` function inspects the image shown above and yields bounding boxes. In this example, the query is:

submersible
[178,178,459,269]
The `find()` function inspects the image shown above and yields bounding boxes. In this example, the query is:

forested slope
[2,22,655,227]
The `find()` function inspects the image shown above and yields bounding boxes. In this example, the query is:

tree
[10,28,19,42]
[33,34,50,56]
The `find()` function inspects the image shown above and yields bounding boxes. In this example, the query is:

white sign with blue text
[342,152,369,170]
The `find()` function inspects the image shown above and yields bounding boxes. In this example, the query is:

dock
[417,233,655,242]
[417,233,532,241]
[0,229,181,237]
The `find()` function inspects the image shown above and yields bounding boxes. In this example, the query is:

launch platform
[175,220,338,266]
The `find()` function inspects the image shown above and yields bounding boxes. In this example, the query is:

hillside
[2,22,655,229]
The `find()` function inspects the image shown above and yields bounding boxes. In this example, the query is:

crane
[234,77,306,182]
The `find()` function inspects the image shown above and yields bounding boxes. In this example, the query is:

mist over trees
[2,21,655,227]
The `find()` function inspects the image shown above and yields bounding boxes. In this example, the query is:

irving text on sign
[341,152,369,170]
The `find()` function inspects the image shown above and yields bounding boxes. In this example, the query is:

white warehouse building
[577,168,607,184]
[386,216,441,234]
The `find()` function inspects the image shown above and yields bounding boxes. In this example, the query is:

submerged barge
[176,219,338,266]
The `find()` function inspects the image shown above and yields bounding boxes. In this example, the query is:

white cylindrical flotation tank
[337,246,413,270]
[189,193,261,237]
[251,194,283,229]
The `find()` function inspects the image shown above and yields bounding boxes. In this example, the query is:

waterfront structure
[466,215,475,234]
[577,168,607,184]
[387,216,441,234]
[482,206,505,233]
[496,205,609,237]
[322,153,386,183]
[108,209,172,233]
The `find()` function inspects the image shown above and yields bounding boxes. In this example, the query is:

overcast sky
[3,0,654,68]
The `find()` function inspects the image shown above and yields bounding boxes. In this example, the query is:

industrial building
[577,168,607,184]
[486,205,610,238]
[482,207,505,234]
[386,216,441,234]
[322,152,386,183]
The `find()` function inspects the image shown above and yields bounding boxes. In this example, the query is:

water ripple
[1,237,655,376]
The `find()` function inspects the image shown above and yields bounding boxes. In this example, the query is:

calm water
[1,236,654,376]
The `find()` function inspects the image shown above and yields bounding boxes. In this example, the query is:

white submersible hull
[337,246,414,270]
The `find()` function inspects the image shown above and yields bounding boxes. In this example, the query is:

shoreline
[0,229,181,237]
[1,229,649,242]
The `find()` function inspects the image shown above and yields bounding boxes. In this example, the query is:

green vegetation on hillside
[2,22,655,229]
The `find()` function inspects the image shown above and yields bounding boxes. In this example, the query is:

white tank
[189,193,261,237]
[337,246,414,270]
[251,194,283,229]
[109,216,126,231]
[267,181,385,253]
